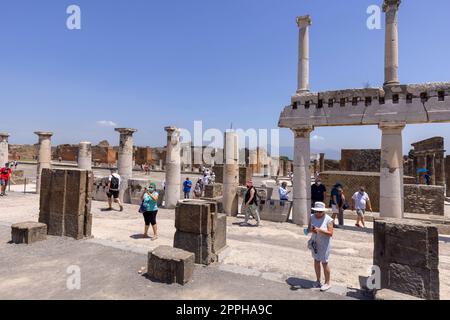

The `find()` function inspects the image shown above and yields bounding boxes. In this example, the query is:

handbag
[138,201,146,214]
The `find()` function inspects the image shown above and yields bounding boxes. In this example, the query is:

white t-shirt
[352,192,370,210]
[108,173,122,191]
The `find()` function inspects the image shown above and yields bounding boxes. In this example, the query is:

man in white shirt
[351,187,372,228]
[106,169,123,212]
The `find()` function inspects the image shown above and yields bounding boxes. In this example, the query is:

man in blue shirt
[279,182,291,201]
[183,177,193,199]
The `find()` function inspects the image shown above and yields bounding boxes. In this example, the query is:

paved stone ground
[1,192,450,299]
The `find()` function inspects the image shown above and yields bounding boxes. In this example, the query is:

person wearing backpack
[241,180,261,227]
[106,168,124,211]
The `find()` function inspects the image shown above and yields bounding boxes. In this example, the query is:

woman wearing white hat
[307,202,334,292]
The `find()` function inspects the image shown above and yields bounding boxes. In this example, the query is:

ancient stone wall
[9,144,37,161]
[38,169,93,240]
[404,184,445,216]
[324,159,340,171]
[446,155,450,197]
[92,146,117,165]
[134,147,153,166]
[54,144,79,161]
[340,149,380,172]
[320,171,415,213]
[374,218,439,300]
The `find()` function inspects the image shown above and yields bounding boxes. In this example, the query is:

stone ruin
[173,200,227,265]
[374,218,439,300]
[38,168,93,239]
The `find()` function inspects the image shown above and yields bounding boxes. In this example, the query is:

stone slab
[374,289,423,301]
[173,231,217,265]
[11,222,47,244]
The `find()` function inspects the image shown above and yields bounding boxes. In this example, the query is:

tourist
[0,163,12,196]
[330,183,346,227]
[106,168,124,211]
[307,202,334,292]
[194,178,203,198]
[202,172,210,187]
[424,173,432,185]
[140,182,159,240]
[311,178,326,207]
[279,182,290,201]
[183,177,193,199]
[241,180,261,227]
[351,187,373,228]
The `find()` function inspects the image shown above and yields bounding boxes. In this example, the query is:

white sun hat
[312,202,328,212]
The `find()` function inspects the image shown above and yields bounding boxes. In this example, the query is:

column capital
[0,132,9,138]
[292,126,314,138]
[383,0,401,12]
[34,131,53,138]
[164,126,180,134]
[296,15,312,28]
[115,128,137,136]
[378,122,406,131]
[79,141,92,145]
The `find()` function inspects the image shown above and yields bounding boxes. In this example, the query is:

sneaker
[320,284,331,292]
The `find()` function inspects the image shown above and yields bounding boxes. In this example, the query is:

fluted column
[296,15,312,93]
[383,0,401,86]
[35,132,53,194]
[165,126,181,209]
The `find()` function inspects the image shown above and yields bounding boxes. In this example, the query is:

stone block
[259,200,292,223]
[404,184,445,216]
[204,183,223,198]
[374,218,440,300]
[174,231,218,265]
[11,222,47,244]
[175,200,217,235]
[212,213,227,253]
[147,246,194,285]
[374,289,423,300]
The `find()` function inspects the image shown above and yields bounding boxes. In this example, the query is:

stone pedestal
[0,133,9,167]
[292,127,313,226]
[11,222,47,244]
[204,183,223,198]
[379,123,405,218]
[383,0,401,86]
[374,218,439,300]
[174,200,227,265]
[38,169,93,239]
[296,15,312,93]
[115,128,137,201]
[34,132,53,195]
[165,126,181,209]
[147,246,194,285]
[223,132,239,216]
[78,141,92,170]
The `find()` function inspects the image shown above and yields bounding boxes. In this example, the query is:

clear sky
[1,0,449,159]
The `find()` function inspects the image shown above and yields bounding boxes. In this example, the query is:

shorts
[356,209,366,217]
[143,210,158,226]
[0,179,5,186]
[107,190,120,199]
[331,205,339,214]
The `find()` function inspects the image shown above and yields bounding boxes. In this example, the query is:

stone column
[0,133,9,167]
[431,154,436,185]
[438,153,446,186]
[34,132,53,194]
[165,126,181,209]
[296,15,312,93]
[379,123,405,218]
[223,131,239,216]
[78,141,92,170]
[115,128,137,201]
[319,153,325,172]
[292,127,313,226]
[383,0,401,86]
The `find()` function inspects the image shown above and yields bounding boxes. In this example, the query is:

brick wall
[54,145,79,161]
[404,184,445,216]
[340,149,380,172]
[320,171,418,213]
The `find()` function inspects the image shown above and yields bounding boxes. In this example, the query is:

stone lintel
[115,128,137,135]
[296,15,312,28]
[383,0,401,12]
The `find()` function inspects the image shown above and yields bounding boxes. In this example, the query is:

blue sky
[1,0,449,159]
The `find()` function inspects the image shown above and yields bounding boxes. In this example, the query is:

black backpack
[110,175,120,190]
